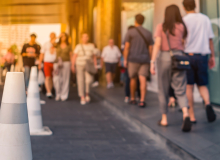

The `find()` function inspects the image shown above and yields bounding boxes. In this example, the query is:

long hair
[163,5,188,38]
[58,32,69,45]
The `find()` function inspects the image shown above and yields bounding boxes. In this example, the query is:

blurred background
[1,0,220,105]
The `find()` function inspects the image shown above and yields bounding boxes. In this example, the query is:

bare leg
[198,85,210,105]
[161,114,168,126]
[45,77,52,94]
[139,75,147,102]
[130,77,137,101]
[182,107,190,119]
[186,85,196,121]
[106,72,112,85]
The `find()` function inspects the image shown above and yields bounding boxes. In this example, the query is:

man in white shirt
[183,0,216,123]
[101,39,121,89]
[38,32,57,98]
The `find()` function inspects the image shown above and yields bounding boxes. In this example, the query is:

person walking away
[101,39,121,89]
[150,5,192,132]
[123,14,154,108]
[183,0,216,123]
[122,26,141,103]
[21,33,40,90]
[72,33,97,105]
[53,32,72,101]
[38,32,57,99]
[2,48,15,71]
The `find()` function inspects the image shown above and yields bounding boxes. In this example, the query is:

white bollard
[0,72,32,160]
[27,66,52,136]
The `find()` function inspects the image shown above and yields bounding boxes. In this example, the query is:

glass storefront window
[201,0,220,105]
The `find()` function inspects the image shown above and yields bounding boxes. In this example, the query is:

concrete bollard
[0,72,32,160]
[27,66,52,136]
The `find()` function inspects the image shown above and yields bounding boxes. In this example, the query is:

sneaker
[55,95,60,101]
[206,105,216,123]
[124,97,129,103]
[107,83,112,89]
[46,93,53,99]
[110,83,114,88]
[92,81,99,87]
[81,99,86,105]
[61,98,67,102]
[40,100,46,105]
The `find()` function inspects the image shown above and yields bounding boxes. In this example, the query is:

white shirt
[74,43,96,66]
[101,45,121,63]
[183,13,214,54]
[41,41,56,63]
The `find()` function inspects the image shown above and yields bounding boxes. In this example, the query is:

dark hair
[58,32,69,45]
[135,14,145,25]
[183,0,196,11]
[30,33,37,38]
[163,5,188,38]
[128,25,135,30]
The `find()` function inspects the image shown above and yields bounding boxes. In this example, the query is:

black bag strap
[166,32,173,56]
[135,27,149,49]
[81,44,86,56]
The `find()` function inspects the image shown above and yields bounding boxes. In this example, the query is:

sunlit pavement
[0,85,197,160]
[93,86,220,160]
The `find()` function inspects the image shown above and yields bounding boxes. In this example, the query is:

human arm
[38,53,44,70]
[123,42,130,68]
[149,45,153,58]
[71,53,77,73]
[209,39,215,69]
[150,37,161,75]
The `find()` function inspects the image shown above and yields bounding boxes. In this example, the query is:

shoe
[40,100,46,105]
[206,105,216,123]
[81,99,86,105]
[138,101,146,108]
[191,120,197,124]
[85,96,91,103]
[129,100,137,105]
[61,98,67,102]
[55,95,60,101]
[92,81,99,87]
[107,83,114,89]
[182,117,192,132]
[124,97,129,103]
[46,93,53,99]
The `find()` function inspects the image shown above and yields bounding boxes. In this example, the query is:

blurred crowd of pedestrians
[12,0,216,133]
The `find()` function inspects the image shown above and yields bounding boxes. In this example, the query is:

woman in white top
[72,33,97,105]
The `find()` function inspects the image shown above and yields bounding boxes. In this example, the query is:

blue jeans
[24,66,31,89]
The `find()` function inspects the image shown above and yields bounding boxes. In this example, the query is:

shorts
[186,54,208,86]
[105,63,117,73]
[44,62,54,77]
[128,62,149,78]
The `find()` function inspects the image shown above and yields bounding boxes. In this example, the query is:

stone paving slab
[0,85,193,160]
[93,86,220,160]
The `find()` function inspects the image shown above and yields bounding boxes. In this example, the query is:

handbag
[166,32,190,71]
[81,45,97,75]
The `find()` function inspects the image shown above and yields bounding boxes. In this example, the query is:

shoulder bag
[81,45,97,75]
[166,32,190,71]
[135,27,149,49]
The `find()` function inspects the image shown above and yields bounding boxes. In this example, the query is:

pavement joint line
[92,91,198,160]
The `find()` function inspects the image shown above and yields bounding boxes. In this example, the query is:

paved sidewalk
[0,86,193,160]
[93,86,220,160]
